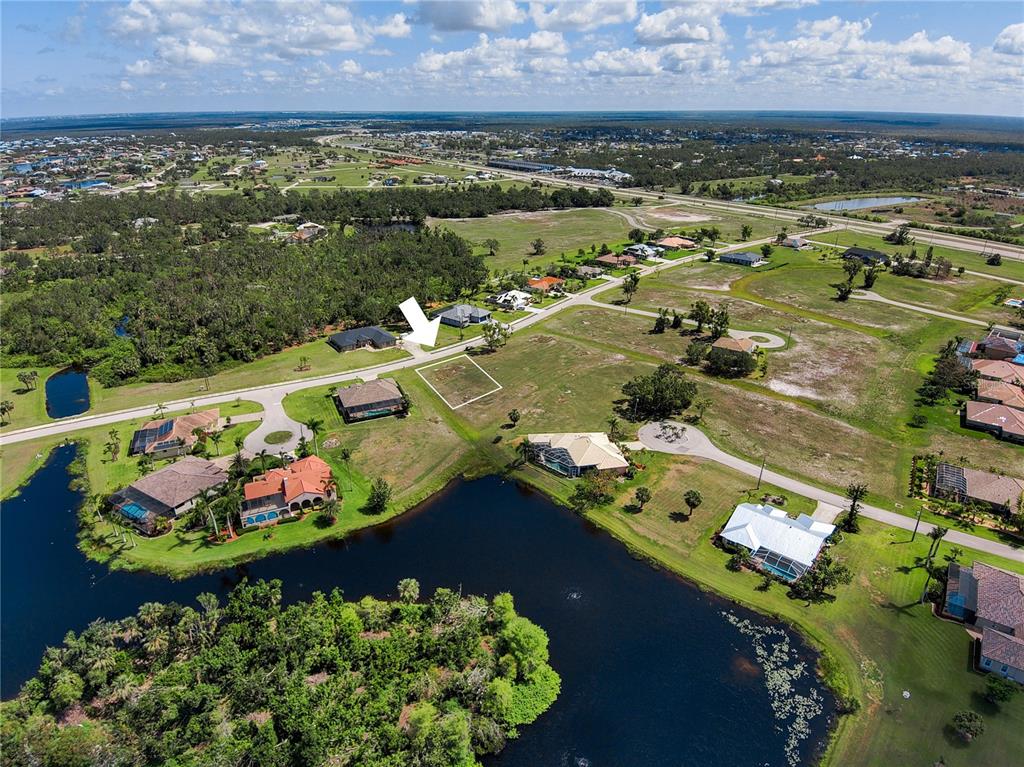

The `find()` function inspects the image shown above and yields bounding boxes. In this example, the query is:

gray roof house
[436,304,491,328]
[719,251,764,266]
[932,462,1024,513]
[335,378,407,422]
[109,457,228,535]
[327,326,397,352]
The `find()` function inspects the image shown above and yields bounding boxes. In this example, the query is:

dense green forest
[1,228,487,385]
[0,580,561,767]
[0,185,615,250]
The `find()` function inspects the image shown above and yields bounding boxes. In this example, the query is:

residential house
[128,409,219,459]
[241,455,335,529]
[623,243,660,259]
[842,246,890,265]
[335,379,407,422]
[782,236,809,249]
[527,276,565,294]
[327,326,397,352]
[436,304,492,328]
[719,251,764,267]
[969,358,1024,385]
[963,401,1024,442]
[491,290,532,311]
[719,503,836,581]
[527,432,629,477]
[945,562,1024,683]
[712,336,756,354]
[656,235,697,250]
[594,253,638,268]
[109,457,228,534]
[977,379,1024,411]
[289,222,327,243]
[576,265,605,279]
[932,462,1024,513]
[977,333,1023,361]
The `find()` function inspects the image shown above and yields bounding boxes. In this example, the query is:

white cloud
[530,0,638,31]
[994,22,1024,56]
[375,13,412,39]
[415,31,569,81]
[339,59,363,75]
[119,79,135,92]
[415,0,526,32]
[125,58,154,76]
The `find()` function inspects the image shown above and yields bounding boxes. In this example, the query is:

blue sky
[2,1,1022,118]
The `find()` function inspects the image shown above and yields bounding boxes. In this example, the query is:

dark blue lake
[44,368,91,418]
[1,446,835,766]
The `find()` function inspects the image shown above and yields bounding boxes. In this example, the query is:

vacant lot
[416,355,503,409]
[430,208,633,272]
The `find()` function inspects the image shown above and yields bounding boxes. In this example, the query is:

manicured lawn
[567,451,1024,767]
[0,365,58,431]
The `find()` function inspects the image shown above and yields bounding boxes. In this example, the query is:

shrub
[952,710,985,742]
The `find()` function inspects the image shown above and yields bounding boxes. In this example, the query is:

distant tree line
[0,185,615,250]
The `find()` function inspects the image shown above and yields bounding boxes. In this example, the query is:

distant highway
[347,143,1024,262]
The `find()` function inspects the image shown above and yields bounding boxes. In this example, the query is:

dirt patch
[765,380,825,400]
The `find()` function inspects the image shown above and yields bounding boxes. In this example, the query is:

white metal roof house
[720,503,836,580]
[527,433,629,477]
[492,290,532,310]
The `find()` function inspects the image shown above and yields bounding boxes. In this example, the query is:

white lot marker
[399,296,441,347]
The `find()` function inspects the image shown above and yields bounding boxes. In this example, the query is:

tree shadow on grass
[880,600,921,617]
[940,724,971,751]
[669,511,690,523]
[622,503,641,515]
[968,691,1000,716]
[313,515,335,530]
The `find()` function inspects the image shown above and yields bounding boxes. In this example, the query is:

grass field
[416,355,503,409]
[429,208,637,272]
[0,365,59,431]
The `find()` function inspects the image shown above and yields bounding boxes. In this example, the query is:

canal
[1,445,835,766]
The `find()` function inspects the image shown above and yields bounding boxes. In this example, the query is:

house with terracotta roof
[977,379,1024,411]
[963,401,1024,443]
[527,276,565,294]
[712,336,756,354]
[969,358,1024,385]
[241,455,335,528]
[109,457,228,534]
[656,235,696,251]
[945,562,1024,683]
[128,409,219,459]
[594,252,638,268]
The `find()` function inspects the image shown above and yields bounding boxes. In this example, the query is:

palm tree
[209,431,223,455]
[154,402,167,419]
[515,438,533,467]
[322,498,340,525]
[684,489,703,517]
[338,446,352,488]
[304,418,324,456]
[196,490,219,537]
[257,449,269,473]
[0,400,15,425]
[233,435,244,455]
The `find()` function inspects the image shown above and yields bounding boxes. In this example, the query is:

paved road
[851,290,1016,330]
[0,233,797,452]
[637,420,1024,562]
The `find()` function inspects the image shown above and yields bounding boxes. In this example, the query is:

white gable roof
[721,503,835,569]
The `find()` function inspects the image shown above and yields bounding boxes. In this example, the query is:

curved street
[637,420,1024,563]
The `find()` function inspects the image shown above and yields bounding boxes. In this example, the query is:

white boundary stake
[415,354,503,410]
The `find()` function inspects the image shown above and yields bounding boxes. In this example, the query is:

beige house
[527,432,629,478]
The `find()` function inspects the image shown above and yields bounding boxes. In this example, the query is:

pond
[811,196,923,211]
[44,368,90,418]
[0,446,835,766]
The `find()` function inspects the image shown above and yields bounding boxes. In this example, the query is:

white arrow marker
[399,296,441,347]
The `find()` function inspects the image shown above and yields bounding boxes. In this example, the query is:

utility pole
[756,456,767,490]
[911,506,923,542]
